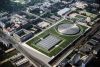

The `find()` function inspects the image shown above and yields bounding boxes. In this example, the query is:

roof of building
[57,8,70,16]
[69,53,80,64]
[37,35,61,50]
[79,44,93,53]
[37,21,50,28]
[58,24,80,35]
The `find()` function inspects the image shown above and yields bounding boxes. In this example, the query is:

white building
[0,21,5,28]
[75,2,88,9]
[37,21,50,28]
[11,14,28,25]
[42,2,51,8]
[57,8,70,16]
[50,0,61,3]
[10,0,31,4]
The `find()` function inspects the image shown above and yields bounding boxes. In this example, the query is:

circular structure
[57,23,80,35]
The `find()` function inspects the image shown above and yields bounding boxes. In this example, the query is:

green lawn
[85,11,97,19]
[76,15,86,19]
[26,19,88,57]
[80,10,97,19]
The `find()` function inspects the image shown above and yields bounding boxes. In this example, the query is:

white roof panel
[57,8,70,16]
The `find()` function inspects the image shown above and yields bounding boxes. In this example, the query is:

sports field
[26,19,88,57]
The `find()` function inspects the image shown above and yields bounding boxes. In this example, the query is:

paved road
[0,34,41,67]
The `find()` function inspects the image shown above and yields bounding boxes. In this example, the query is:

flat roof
[15,29,26,37]
[57,8,70,16]
[37,35,61,50]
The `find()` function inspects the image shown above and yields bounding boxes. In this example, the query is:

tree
[0,0,10,11]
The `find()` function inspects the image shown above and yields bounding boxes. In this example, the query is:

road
[0,33,42,67]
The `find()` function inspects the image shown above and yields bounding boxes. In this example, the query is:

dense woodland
[0,0,45,12]
[0,0,10,11]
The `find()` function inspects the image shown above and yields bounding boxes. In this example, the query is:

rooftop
[57,8,70,16]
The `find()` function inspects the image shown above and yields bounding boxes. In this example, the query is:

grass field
[26,19,88,57]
